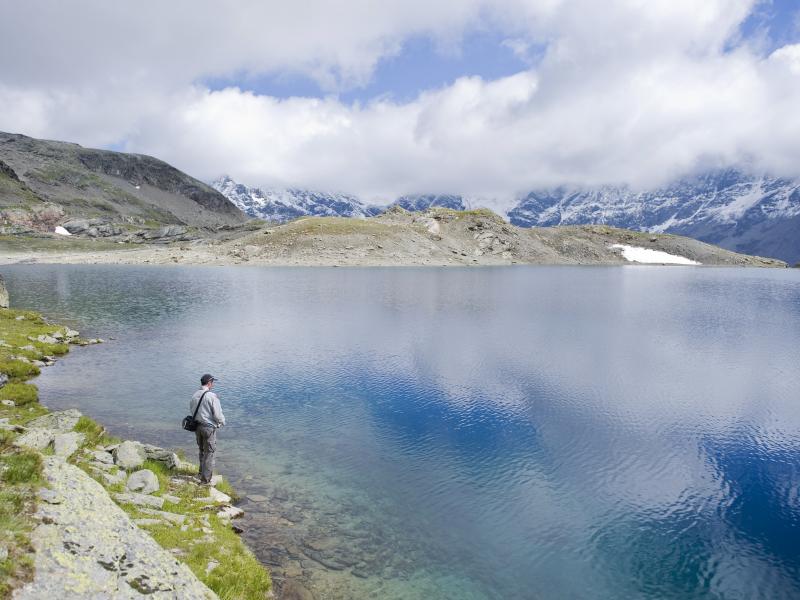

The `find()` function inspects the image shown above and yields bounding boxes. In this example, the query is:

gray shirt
[190,387,226,428]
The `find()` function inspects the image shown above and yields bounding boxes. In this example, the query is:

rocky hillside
[0,132,246,239]
[508,170,800,264]
[207,208,787,267]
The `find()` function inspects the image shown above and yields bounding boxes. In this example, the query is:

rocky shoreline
[0,305,271,599]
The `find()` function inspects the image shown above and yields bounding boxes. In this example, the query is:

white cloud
[1,0,799,208]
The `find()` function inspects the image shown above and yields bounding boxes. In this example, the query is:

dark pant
[195,424,217,483]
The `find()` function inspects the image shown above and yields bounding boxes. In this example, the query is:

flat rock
[15,456,217,599]
[53,432,84,458]
[113,440,146,469]
[126,469,160,494]
[1,399,15,407]
[134,518,166,527]
[90,449,114,464]
[216,505,244,520]
[162,494,181,505]
[113,492,165,509]
[207,487,231,504]
[14,427,56,450]
[26,409,82,432]
[138,509,186,525]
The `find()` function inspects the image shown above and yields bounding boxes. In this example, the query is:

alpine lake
[3,264,800,600]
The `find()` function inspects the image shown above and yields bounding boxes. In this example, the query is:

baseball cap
[200,374,216,385]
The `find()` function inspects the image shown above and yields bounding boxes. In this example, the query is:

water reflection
[3,265,800,599]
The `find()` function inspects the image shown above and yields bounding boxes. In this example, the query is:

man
[190,374,226,484]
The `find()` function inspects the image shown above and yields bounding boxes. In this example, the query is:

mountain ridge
[215,171,800,263]
[0,132,246,237]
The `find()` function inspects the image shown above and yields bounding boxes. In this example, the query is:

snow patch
[54,226,71,236]
[610,244,700,265]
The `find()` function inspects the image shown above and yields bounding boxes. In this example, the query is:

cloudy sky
[1,0,799,206]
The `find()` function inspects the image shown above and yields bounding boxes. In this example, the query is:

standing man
[190,374,226,484]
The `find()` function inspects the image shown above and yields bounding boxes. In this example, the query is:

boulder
[53,432,84,458]
[143,225,187,240]
[0,274,8,309]
[36,334,59,345]
[61,219,89,234]
[27,409,82,432]
[113,440,146,469]
[126,469,159,494]
[14,428,56,450]
[0,373,8,389]
[143,445,180,470]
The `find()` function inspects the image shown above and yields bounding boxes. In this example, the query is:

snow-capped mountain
[392,194,466,211]
[214,172,800,264]
[212,176,381,222]
[508,170,800,264]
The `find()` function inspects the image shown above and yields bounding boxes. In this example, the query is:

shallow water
[4,265,800,599]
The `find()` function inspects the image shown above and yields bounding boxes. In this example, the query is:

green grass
[0,452,42,485]
[0,448,42,598]
[0,359,40,379]
[72,415,119,449]
[103,459,268,598]
[0,383,37,406]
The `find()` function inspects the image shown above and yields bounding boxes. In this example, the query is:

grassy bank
[0,307,271,599]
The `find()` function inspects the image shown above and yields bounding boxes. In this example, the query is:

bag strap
[192,391,209,420]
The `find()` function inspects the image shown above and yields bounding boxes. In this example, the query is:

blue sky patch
[202,29,536,104]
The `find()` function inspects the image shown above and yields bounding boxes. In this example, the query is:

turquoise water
[4,265,800,599]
